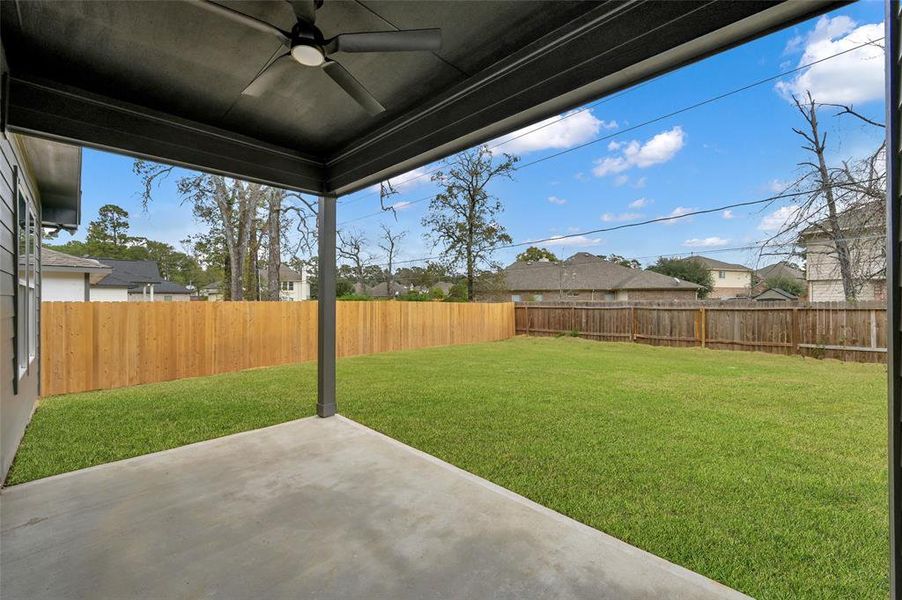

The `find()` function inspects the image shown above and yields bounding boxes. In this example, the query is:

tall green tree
[423,146,517,300]
[516,246,557,263]
[647,258,714,298]
[86,204,131,247]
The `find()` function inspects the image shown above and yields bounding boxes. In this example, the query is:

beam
[5,77,325,194]
[886,1,901,596]
[317,194,337,418]
[325,0,845,194]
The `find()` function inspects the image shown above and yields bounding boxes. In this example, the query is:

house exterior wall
[127,290,191,302]
[708,269,751,298]
[0,131,43,481]
[808,279,887,302]
[42,272,87,301]
[90,287,129,302]
[280,280,310,301]
[804,236,886,302]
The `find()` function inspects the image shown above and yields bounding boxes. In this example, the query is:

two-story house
[798,206,885,302]
[687,256,752,299]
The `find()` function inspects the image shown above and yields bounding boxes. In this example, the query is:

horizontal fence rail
[41,301,515,396]
[515,302,887,364]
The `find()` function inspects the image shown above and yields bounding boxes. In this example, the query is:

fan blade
[242,54,294,97]
[193,0,290,46]
[322,60,385,115]
[325,29,441,54]
[286,0,316,24]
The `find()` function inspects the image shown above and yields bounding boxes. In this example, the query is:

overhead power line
[337,36,883,217]
[356,179,880,269]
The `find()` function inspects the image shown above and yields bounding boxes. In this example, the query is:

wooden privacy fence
[41,301,515,396]
[515,302,887,364]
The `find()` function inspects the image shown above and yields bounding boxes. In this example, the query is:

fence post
[630,306,637,342]
[570,304,576,334]
[870,309,878,349]
[699,307,706,348]
[525,304,529,336]
[791,307,800,355]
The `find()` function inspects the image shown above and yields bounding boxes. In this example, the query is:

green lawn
[7,337,887,599]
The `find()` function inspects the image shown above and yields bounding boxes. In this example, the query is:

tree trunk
[267,192,281,301]
[466,195,475,301]
[808,105,857,300]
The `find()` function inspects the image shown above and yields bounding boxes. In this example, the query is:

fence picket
[41,301,515,396]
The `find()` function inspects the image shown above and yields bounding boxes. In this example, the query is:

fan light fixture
[195,0,442,115]
[291,43,324,67]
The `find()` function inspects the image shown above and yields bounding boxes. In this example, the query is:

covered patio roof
[2,0,899,595]
[2,0,842,195]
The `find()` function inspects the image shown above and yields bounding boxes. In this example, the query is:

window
[163,295,173,302]
[16,190,37,376]
[281,281,294,291]
[718,271,726,279]
[511,294,521,302]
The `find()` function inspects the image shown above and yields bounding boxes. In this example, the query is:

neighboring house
[798,206,886,302]
[687,256,752,299]
[92,258,191,301]
[41,248,111,301]
[753,261,805,295]
[200,281,224,301]
[366,281,408,298]
[276,264,310,301]
[2,132,83,480]
[501,252,701,302]
[753,288,798,302]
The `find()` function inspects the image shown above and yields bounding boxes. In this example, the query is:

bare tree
[761,92,885,301]
[338,228,371,289]
[378,224,406,290]
[423,145,517,300]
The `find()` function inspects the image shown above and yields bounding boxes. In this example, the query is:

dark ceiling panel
[1,0,845,194]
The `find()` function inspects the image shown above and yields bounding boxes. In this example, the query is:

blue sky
[72,1,886,270]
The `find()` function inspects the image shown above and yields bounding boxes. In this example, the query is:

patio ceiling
[1,0,843,195]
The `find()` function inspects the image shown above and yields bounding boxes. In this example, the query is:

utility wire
[355,179,880,269]
[337,36,883,215]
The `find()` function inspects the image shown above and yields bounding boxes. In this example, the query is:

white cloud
[601,212,643,223]
[629,197,649,209]
[662,206,696,225]
[722,209,734,220]
[547,195,567,205]
[767,179,791,193]
[775,16,884,105]
[495,110,616,154]
[613,175,630,187]
[544,235,603,247]
[632,177,647,189]
[683,237,730,248]
[758,205,800,232]
[593,126,686,177]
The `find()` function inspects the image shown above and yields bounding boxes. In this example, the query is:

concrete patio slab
[1,416,749,599]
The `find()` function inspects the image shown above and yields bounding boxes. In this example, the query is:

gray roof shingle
[504,253,701,292]
[41,248,110,272]
[754,261,804,282]
[686,256,750,271]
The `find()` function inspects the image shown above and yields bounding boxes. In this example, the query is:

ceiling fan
[194,0,442,115]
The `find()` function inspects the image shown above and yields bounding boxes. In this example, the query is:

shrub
[429,286,446,299]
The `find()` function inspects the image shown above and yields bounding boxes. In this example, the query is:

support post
[885,2,901,594]
[317,194,337,418]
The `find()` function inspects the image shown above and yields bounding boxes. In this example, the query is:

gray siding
[0,129,42,482]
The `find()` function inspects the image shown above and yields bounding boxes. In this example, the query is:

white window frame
[718,270,726,279]
[16,188,37,379]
